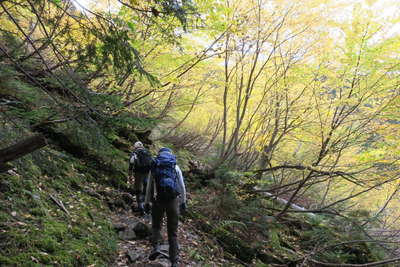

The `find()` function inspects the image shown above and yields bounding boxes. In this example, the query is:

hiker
[144,147,187,267]
[128,141,152,215]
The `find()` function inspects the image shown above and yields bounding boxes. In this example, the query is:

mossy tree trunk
[0,134,47,172]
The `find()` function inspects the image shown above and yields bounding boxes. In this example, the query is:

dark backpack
[133,148,152,172]
[152,152,179,201]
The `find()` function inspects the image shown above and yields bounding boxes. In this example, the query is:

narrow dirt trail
[111,208,241,267]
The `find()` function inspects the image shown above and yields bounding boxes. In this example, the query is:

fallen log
[261,191,316,217]
[0,134,47,167]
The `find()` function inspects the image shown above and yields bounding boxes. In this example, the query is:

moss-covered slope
[0,61,141,266]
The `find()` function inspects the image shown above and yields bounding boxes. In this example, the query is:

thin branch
[49,194,70,216]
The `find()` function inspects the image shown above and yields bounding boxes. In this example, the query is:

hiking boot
[148,246,160,261]
[170,260,179,267]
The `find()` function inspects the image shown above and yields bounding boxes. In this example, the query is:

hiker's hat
[134,141,144,148]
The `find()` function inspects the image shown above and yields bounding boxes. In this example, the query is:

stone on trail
[133,221,151,238]
[126,250,141,263]
[118,229,136,240]
[126,218,139,228]
[112,222,126,232]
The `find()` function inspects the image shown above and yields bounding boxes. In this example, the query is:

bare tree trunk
[221,32,230,159]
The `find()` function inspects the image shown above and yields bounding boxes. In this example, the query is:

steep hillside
[0,63,121,265]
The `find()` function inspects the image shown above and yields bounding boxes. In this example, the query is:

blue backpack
[152,152,180,201]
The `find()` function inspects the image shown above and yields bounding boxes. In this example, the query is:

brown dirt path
[111,209,242,267]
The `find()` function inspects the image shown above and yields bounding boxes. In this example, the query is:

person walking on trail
[128,141,152,215]
[144,147,187,267]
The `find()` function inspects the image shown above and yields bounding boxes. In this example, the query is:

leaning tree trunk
[0,134,47,172]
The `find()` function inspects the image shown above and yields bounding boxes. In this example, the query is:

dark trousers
[151,197,179,262]
[133,172,148,206]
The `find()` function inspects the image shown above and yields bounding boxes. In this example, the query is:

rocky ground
[111,208,242,267]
